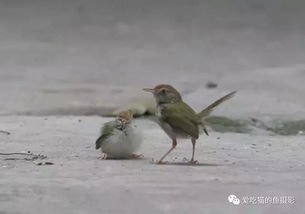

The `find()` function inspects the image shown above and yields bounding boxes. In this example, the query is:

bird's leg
[131,153,144,159]
[190,138,199,164]
[99,152,108,160]
[156,139,177,164]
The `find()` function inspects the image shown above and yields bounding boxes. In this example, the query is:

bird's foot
[151,158,168,164]
[98,153,108,160]
[131,153,144,159]
[182,157,199,164]
[189,159,199,164]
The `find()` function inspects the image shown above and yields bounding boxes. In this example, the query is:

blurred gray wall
[0,0,304,115]
[0,0,304,86]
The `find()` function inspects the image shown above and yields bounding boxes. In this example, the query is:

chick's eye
[161,89,166,94]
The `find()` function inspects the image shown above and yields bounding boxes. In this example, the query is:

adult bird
[144,84,236,164]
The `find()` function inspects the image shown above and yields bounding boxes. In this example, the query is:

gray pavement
[1,117,305,214]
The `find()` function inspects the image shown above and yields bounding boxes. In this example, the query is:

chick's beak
[143,88,155,93]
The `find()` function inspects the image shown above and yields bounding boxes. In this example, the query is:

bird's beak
[143,88,155,93]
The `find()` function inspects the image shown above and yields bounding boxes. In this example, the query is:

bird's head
[116,110,133,130]
[143,84,182,104]
[117,110,133,123]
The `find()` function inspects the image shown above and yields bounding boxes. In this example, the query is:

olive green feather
[197,91,236,119]
[161,91,236,138]
[95,121,115,150]
[162,102,200,139]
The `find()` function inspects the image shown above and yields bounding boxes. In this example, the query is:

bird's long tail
[197,91,236,119]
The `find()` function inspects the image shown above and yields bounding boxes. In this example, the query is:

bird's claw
[182,157,189,162]
[183,157,199,164]
[189,159,199,164]
[151,158,168,164]
[131,153,144,159]
[98,153,108,160]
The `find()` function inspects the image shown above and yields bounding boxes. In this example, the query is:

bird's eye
[161,89,166,94]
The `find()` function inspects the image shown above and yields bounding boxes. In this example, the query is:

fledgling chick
[95,110,143,159]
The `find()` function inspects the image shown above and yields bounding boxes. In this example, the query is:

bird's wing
[197,91,236,119]
[95,122,114,150]
[162,102,200,139]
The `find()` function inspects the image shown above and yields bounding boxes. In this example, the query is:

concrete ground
[1,116,305,214]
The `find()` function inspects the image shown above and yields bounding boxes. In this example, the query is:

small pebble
[34,161,54,166]
[0,130,10,135]
[206,81,218,89]
[251,118,258,123]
